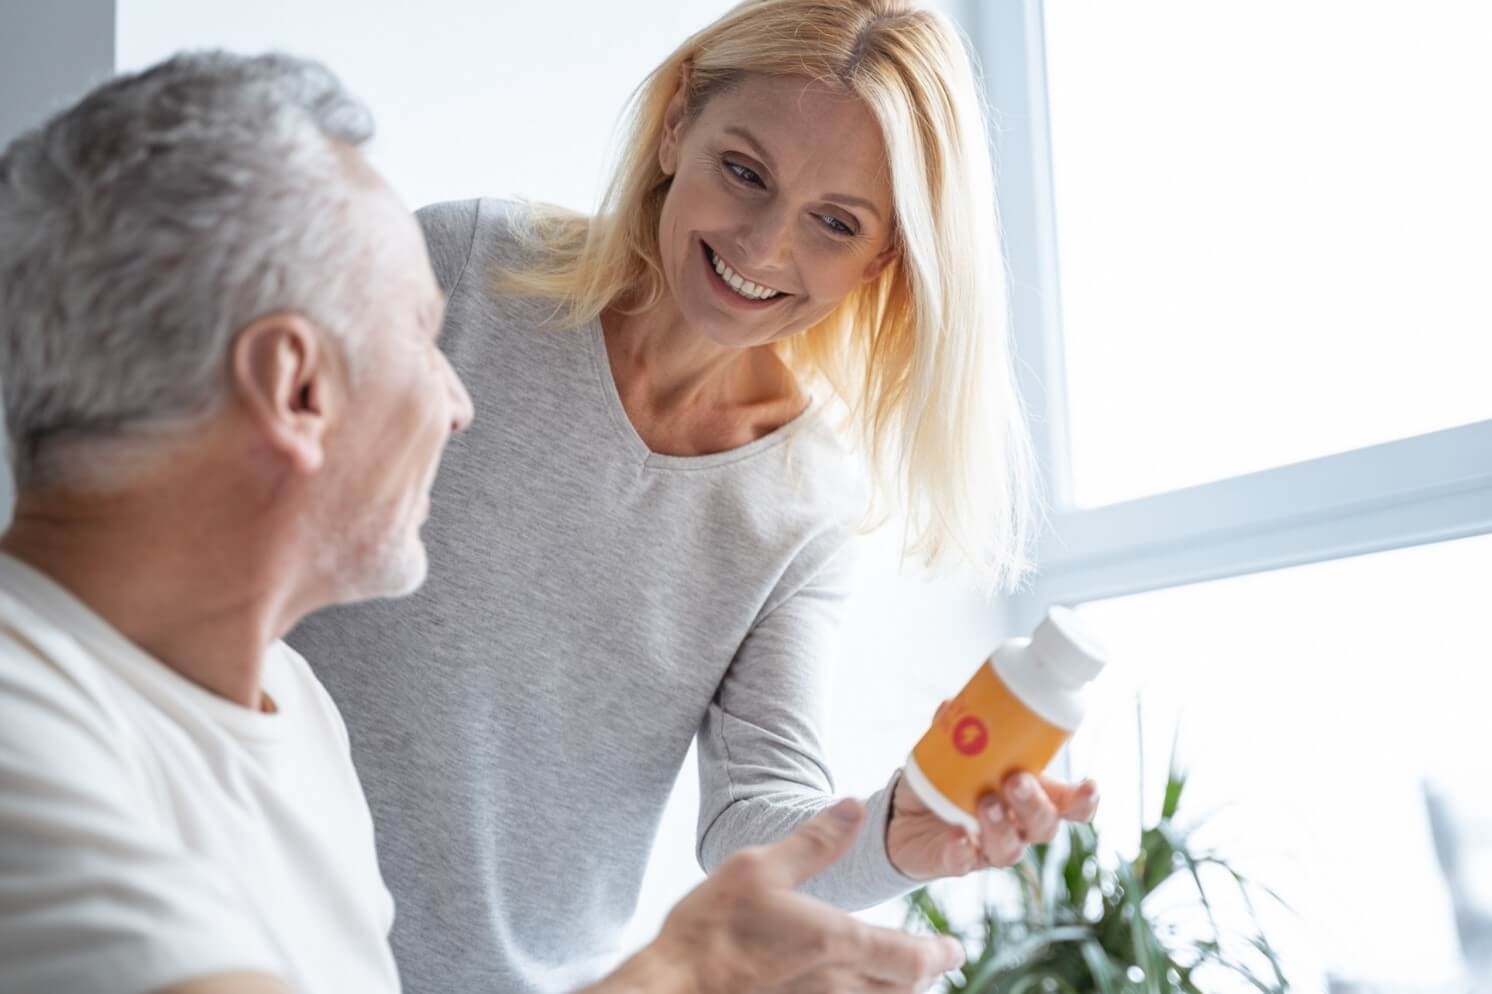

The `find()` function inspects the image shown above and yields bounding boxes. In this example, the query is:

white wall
[117,0,745,213]
[0,0,117,527]
[0,0,115,148]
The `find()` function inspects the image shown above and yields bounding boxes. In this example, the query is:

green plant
[905,748,1290,994]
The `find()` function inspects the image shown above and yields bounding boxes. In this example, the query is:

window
[971,2,1492,989]
[1042,1,1492,508]
[1074,534,1492,990]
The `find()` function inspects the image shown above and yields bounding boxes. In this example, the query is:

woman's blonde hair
[505,0,1038,590]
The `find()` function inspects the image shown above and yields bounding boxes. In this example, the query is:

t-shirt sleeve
[0,638,282,994]
[415,198,482,296]
[693,535,918,911]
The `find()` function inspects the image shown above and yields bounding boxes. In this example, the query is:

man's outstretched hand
[590,799,965,994]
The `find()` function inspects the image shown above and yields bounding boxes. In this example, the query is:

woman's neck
[600,300,805,456]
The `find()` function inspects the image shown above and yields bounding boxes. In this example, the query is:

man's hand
[594,799,964,994]
[886,704,1100,880]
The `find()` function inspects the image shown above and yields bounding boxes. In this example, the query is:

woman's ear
[229,312,336,475]
[861,240,901,285]
[658,61,694,177]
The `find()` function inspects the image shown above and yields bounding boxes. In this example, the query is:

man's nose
[446,361,474,433]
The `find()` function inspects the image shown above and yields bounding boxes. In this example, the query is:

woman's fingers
[947,830,983,875]
[1001,772,1061,845]
[1037,774,1101,822]
[973,795,1025,867]
[935,775,1101,874]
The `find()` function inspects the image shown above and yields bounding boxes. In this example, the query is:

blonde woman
[294,2,1098,991]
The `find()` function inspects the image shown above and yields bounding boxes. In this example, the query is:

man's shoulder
[0,612,284,993]
[0,586,123,746]
[268,638,355,756]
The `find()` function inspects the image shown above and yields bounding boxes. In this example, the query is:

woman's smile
[699,239,791,311]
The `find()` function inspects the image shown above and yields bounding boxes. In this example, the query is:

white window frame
[968,0,1492,635]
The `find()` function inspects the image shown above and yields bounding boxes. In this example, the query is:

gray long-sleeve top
[289,198,917,994]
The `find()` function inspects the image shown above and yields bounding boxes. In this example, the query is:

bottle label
[952,716,989,756]
[910,659,1071,823]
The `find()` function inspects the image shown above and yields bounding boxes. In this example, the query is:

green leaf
[1180,850,1221,942]
[1062,826,1094,919]
[1138,826,1179,894]
[903,715,1289,994]
[957,926,1093,994]
[1078,939,1124,994]
[1160,769,1186,823]
[1245,935,1290,993]
[1174,962,1207,994]
[907,887,957,937]
[1162,719,1187,823]
[1193,948,1281,994]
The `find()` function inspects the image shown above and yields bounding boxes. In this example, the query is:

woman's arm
[694,537,1101,908]
[694,537,919,910]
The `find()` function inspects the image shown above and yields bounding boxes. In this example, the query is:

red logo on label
[952,716,988,756]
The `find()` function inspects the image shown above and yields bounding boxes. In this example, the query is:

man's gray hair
[0,51,376,488]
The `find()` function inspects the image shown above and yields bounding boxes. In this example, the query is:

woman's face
[655,72,897,350]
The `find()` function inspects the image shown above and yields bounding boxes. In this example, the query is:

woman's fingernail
[1012,776,1037,800]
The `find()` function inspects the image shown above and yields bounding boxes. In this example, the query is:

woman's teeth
[710,249,782,301]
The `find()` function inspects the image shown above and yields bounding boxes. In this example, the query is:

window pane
[1070,533,1492,991]
[1043,2,1492,507]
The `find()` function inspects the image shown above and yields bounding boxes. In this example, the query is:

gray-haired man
[0,52,961,994]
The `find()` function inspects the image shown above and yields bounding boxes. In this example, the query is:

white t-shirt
[0,554,400,994]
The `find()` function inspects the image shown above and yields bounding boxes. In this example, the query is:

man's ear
[658,61,694,177]
[229,313,336,474]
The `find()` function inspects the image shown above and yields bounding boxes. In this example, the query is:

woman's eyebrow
[723,125,777,172]
[723,125,883,223]
[823,192,882,222]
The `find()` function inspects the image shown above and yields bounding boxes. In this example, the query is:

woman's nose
[737,203,793,269]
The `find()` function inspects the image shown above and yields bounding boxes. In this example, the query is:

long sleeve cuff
[798,768,921,911]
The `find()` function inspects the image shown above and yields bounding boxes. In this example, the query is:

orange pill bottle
[903,607,1107,832]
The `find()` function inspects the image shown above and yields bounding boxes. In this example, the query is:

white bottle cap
[1032,606,1107,689]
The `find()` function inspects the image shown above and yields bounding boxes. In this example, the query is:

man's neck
[1,475,307,712]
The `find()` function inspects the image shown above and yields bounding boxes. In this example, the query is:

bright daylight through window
[1044,1,1492,508]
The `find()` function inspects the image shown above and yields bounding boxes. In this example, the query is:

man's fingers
[852,922,965,987]
[758,798,865,887]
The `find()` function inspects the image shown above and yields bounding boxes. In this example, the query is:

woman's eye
[819,214,854,237]
[726,161,764,187]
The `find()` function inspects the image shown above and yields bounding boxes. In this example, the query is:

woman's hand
[885,705,1100,880]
